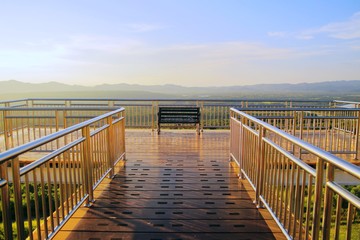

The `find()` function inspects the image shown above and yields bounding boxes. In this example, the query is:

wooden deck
[54,129,285,240]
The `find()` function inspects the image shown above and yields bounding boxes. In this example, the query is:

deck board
[54,129,286,240]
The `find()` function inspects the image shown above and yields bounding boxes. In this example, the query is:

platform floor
[54,129,285,240]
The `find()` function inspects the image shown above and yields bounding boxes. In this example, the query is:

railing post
[299,111,304,158]
[239,115,245,179]
[229,111,233,162]
[355,110,360,160]
[0,163,13,240]
[312,157,325,239]
[151,101,156,131]
[153,101,159,132]
[255,125,265,207]
[108,100,114,107]
[199,101,204,131]
[107,116,115,177]
[322,162,334,239]
[121,112,126,160]
[3,110,11,150]
[292,111,297,155]
[82,126,94,206]
[12,157,25,239]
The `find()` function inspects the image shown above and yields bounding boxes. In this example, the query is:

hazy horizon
[1,1,359,87]
[1,78,360,88]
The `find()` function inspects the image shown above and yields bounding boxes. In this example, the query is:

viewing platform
[0,98,359,240]
[54,130,285,240]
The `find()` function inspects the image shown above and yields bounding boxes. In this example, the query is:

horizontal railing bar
[65,115,120,119]
[0,106,120,111]
[0,108,124,163]
[65,116,98,119]
[112,116,125,125]
[327,181,360,209]
[242,124,259,136]
[299,150,356,155]
[5,116,56,119]
[231,108,360,179]
[26,97,332,102]
[254,116,294,119]
[263,137,316,176]
[0,99,28,104]
[303,116,357,119]
[20,137,85,176]
[333,100,360,105]
[240,107,359,111]
[253,115,356,120]
[0,179,7,187]
[90,124,109,137]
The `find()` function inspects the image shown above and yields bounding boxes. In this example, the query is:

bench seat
[157,107,201,134]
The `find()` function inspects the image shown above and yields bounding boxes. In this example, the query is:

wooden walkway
[54,130,285,240]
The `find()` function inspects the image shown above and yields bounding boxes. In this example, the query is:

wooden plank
[53,130,285,240]
[56,232,287,240]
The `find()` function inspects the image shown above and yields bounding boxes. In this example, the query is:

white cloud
[319,12,360,39]
[269,12,360,40]
[295,34,313,40]
[124,23,164,33]
[298,11,360,40]
[267,31,286,38]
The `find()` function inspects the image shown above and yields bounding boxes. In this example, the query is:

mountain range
[1,80,360,100]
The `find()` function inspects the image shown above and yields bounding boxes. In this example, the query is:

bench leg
[196,123,200,135]
[157,124,160,134]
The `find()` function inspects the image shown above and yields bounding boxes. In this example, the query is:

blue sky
[1,0,359,86]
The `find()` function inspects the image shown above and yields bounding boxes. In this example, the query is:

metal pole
[12,157,25,239]
[312,157,325,239]
[255,126,265,207]
[107,116,114,177]
[322,162,334,239]
[299,111,304,159]
[0,163,13,240]
[82,126,94,205]
[355,110,360,160]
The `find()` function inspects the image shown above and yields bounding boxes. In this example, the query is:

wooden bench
[157,106,201,134]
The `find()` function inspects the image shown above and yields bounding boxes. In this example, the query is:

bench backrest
[158,107,200,124]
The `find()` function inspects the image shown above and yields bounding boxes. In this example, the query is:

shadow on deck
[54,129,286,240]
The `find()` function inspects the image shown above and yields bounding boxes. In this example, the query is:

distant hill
[1,80,360,100]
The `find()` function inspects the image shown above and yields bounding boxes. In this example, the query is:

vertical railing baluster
[355,110,360,159]
[107,116,114,177]
[82,125,94,205]
[0,163,12,240]
[322,163,334,239]
[312,157,324,239]
[255,126,265,207]
[12,157,25,239]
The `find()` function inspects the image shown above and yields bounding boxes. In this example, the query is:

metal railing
[230,108,360,239]
[0,108,126,239]
[1,100,358,160]
[0,98,335,132]
[0,106,119,152]
[240,108,360,159]
[333,100,360,108]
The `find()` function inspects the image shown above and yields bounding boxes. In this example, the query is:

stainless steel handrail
[230,107,360,239]
[0,107,126,240]
[232,108,360,177]
[0,108,124,163]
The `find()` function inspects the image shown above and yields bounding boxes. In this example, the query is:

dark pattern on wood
[54,130,285,240]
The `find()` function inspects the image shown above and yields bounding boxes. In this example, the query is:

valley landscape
[1,79,359,101]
